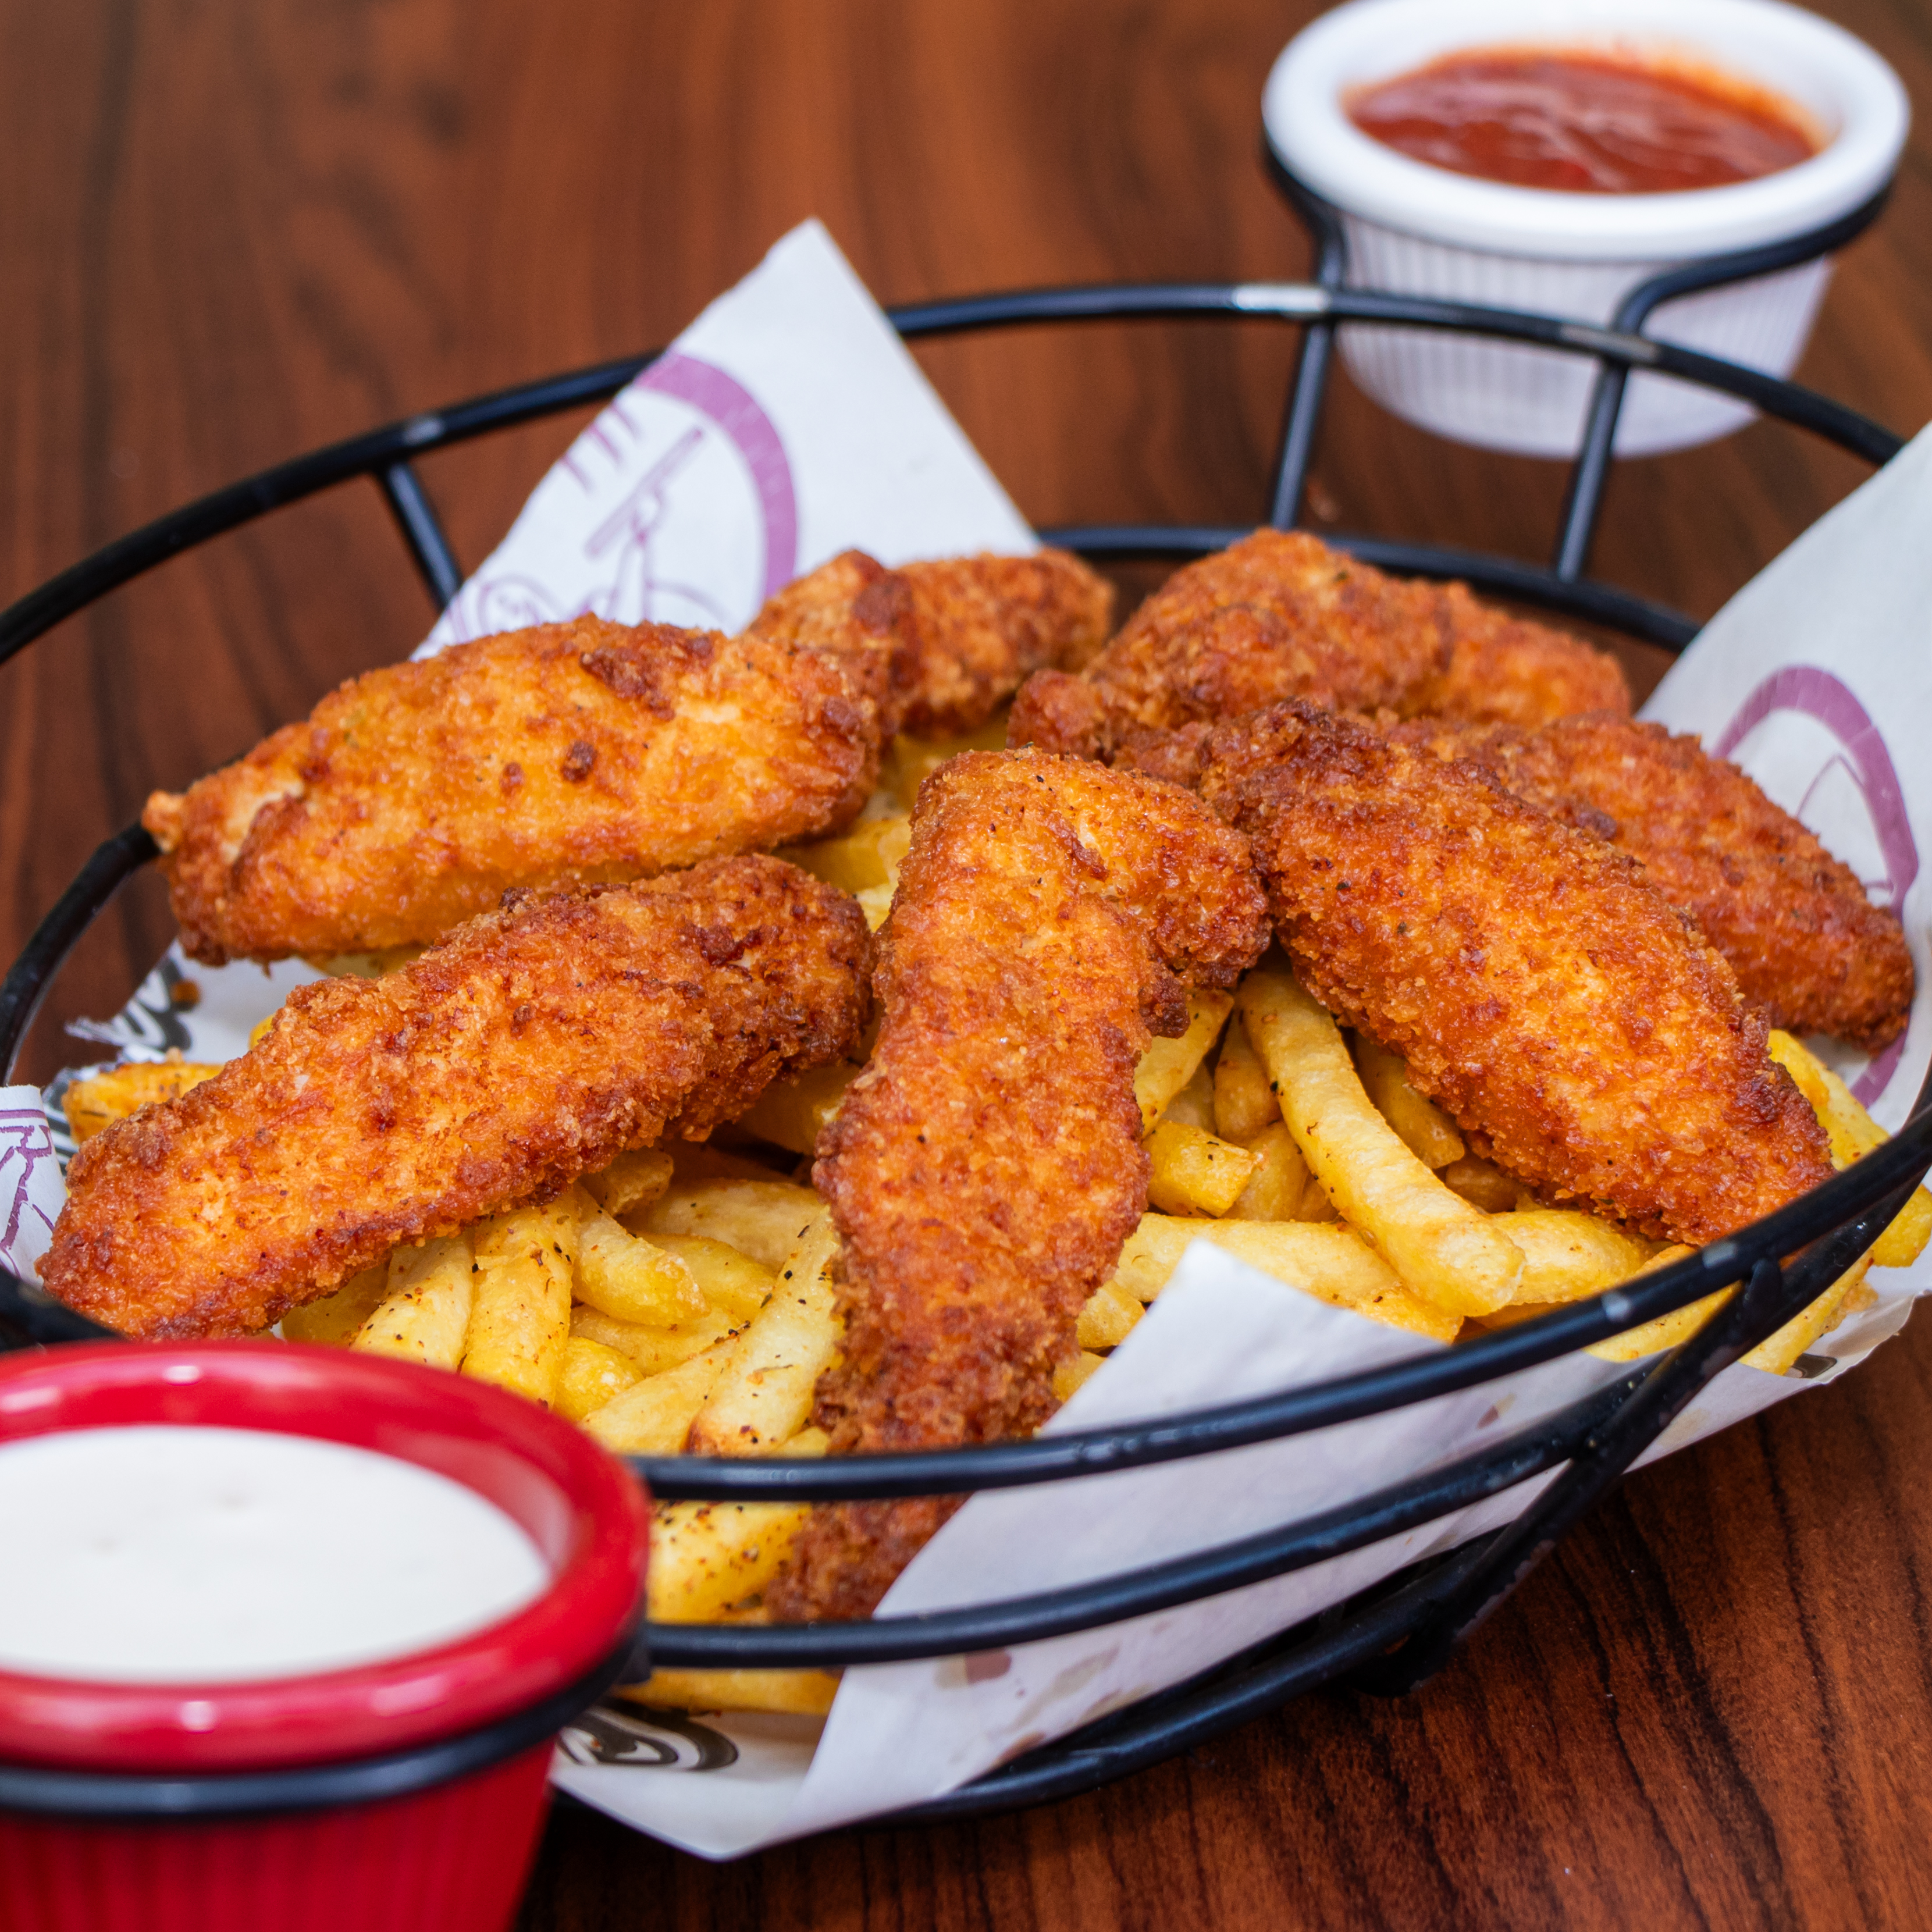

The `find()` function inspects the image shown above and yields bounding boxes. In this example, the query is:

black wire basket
[1,168,1927,1827]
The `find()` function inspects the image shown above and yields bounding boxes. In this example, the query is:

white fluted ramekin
[1262,0,1909,457]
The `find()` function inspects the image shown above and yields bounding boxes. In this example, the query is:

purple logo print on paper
[0,1105,59,1276]
[1713,666,1919,1102]
[446,352,799,643]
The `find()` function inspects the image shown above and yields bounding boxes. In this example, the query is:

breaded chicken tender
[1008,529,1628,760]
[144,617,877,965]
[1383,712,1915,1052]
[1198,704,1833,1248]
[768,750,1270,1621]
[747,547,1113,738]
[42,857,870,1340]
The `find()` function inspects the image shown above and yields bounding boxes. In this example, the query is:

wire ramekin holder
[0,165,1926,1823]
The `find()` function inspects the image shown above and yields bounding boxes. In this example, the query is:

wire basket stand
[0,163,1926,1824]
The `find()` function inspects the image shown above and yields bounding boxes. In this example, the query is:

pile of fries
[60,710,1932,1718]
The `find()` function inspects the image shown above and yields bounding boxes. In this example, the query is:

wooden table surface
[4,2,1930,1924]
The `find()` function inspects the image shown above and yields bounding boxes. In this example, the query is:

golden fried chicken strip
[1008,529,1628,759]
[1383,712,1915,1052]
[42,857,870,1340]
[144,616,878,965]
[1198,704,1833,1248]
[768,750,1270,1621]
[746,547,1113,738]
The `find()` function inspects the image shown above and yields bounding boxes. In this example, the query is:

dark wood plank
[1,3,1928,1926]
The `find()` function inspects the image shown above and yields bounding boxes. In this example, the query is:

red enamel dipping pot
[0,1341,650,1932]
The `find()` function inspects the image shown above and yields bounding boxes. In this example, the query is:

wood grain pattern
[2,2,1929,1924]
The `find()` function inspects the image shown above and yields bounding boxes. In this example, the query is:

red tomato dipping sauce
[1348,50,1819,194]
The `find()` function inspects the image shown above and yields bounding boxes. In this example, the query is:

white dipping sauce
[0,1425,550,1684]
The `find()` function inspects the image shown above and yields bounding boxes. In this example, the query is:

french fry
[644,1234,775,1321]
[615,1668,839,1717]
[311,944,426,979]
[581,1337,741,1454]
[686,1213,841,1456]
[62,1056,222,1143]
[1436,1155,1523,1214]
[570,1304,739,1375]
[782,812,912,895]
[554,1336,645,1422]
[1053,1351,1106,1401]
[881,710,1013,809]
[1351,1035,1465,1170]
[646,1499,811,1620]
[1076,1277,1143,1349]
[462,1200,576,1406]
[282,1264,390,1346]
[1503,1211,1660,1306]
[667,1143,799,1186]
[1742,1259,1871,1375]
[353,1236,474,1369]
[1585,1283,1734,1362]
[1227,1122,1311,1221]
[1240,967,1523,1315]
[1212,1012,1278,1144]
[581,1147,675,1218]
[1769,1030,1932,1269]
[1145,1120,1258,1218]
[639,1178,826,1268]
[574,1193,709,1325]
[1134,990,1234,1134]
[1110,1214,1461,1344]
[736,1060,859,1157]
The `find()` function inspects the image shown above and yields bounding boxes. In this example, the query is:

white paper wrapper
[10,226,1930,1858]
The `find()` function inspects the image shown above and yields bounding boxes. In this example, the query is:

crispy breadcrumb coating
[768,750,1270,1621]
[1382,712,1915,1052]
[1198,704,1833,1247]
[42,858,870,1340]
[748,547,1113,738]
[1008,528,1628,759]
[144,617,877,965]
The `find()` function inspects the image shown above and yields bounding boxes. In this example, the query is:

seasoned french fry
[1053,1351,1106,1401]
[353,1236,474,1369]
[639,1178,826,1269]
[667,1143,799,1186]
[462,1201,576,1407]
[643,1234,774,1321]
[574,1193,709,1325]
[1742,1259,1871,1375]
[782,812,912,896]
[1351,1036,1465,1170]
[581,1147,675,1218]
[736,1060,860,1157]
[1240,967,1522,1315]
[1159,1061,1218,1134]
[1110,1214,1461,1343]
[282,1264,390,1346]
[1503,1211,1660,1306]
[570,1304,739,1375]
[554,1336,645,1422]
[1479,1241,1696,1332]
[881,710,1013,810]
[1227,1122,1310,1221]
[62,1056,222,1144]
[686,1214,841,1457]
[616,1668,839,1717]
[646,1499,811,1620]
[1212,1012,1278,1144]
[1437,1155,1523,1214]
[581,1337,740,1454]
[1076,1277,1143,1349]
[1769,1030,1932,1269]
[1584,1284,1733,1362]
[1134,990,1234,1134]
[1145,1120,1258,1218]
